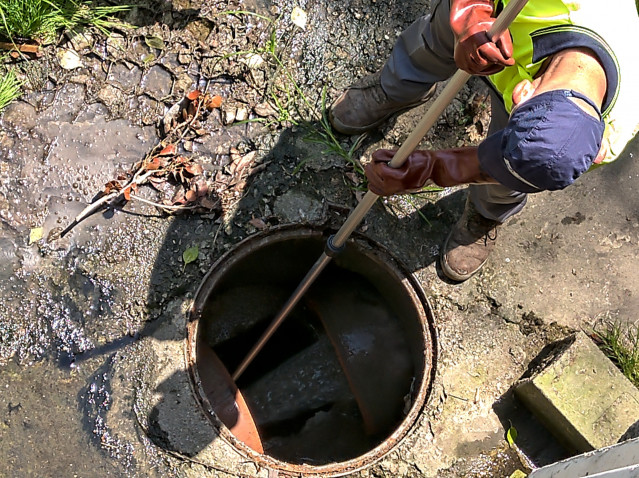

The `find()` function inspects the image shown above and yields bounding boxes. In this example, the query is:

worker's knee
[477,89,604,193]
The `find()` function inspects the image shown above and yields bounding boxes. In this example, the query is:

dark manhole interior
[190,228,435,468]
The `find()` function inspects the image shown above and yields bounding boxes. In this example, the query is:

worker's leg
[381,0,458,102]
[441,90,527,281]
[468,91,528,222]
[330,0,457,134]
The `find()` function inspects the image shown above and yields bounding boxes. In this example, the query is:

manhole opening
[188,227,436,473]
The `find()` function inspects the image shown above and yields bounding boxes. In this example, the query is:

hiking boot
[440,198,501,281]
[329,71,436,135]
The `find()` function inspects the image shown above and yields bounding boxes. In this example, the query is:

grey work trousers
[380,0,527,222]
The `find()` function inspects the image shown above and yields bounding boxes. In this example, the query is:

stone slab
[514,331,639,453]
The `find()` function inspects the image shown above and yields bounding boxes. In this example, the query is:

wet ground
[1,0,639,477]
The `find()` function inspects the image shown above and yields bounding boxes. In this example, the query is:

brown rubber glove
[450,0,515,75]
[365,147,497,196]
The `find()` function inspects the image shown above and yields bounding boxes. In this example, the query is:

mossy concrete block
[514,331,639,453]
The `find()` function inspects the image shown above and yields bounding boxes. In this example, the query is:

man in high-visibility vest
[329,0,639,281]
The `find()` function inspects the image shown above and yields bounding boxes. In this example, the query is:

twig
[43,137,58,163]
[210,222,223,249]
[59,191,118,238]
[128,195,200,211]
[448,393,469,402]
[60,170,155,238]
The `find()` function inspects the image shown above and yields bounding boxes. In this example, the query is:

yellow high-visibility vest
[490,0,639,163]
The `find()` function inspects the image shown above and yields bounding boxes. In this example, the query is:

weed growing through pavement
[590,318,639,388]
[402,191,443,227]
[0,0,130,44]
[0,67,20,111]
[216,10,366,175]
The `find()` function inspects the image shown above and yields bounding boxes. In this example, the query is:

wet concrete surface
[1,0,639,476]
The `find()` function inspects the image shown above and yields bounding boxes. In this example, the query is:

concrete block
[514,331,639,453]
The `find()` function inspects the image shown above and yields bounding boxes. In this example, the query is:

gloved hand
[365,147,496,196]
[450,0,515,75]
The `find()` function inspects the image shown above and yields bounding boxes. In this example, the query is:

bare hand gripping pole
[232,0,529,381]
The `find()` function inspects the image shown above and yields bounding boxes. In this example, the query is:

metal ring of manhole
[186,225,438,476]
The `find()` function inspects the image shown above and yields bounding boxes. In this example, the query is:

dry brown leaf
[185,189,197,203]
[215,170,229,185]
[199,197,218,210]
[204,95,223,110]
[186,90,201,101]
[144,157,165,170]
[230,151,257,177]
[184,163,203,175]
[345,172,360,185]
[248,217,267,230]
[191,177,209,196]
[103,180,122,194]
[172,189,186,205]
[159,144,177,156]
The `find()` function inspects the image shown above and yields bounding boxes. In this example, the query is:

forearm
[427,147,497,187]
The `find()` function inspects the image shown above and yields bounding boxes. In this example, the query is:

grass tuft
[0,68,21,111]
[590,319,639,388]
[0,0,130,44]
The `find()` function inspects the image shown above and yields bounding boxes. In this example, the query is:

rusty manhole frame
[186,224,438,477]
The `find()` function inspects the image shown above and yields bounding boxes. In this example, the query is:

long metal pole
[232,0,530,381]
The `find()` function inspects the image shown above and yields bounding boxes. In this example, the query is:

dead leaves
[111,143,215,211]
[94,88,225,215]
[228,149,256,183]
[161,89,223,137]
[62,87,264,237]
[215,148,267,195]
[248,217,268,230]
[98,89,261,214]
[205,94,223,110]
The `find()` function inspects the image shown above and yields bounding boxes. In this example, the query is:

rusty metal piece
[195,339,263,453]
[0,41,41,55]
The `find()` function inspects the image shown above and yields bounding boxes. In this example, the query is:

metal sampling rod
[232,0,530,382]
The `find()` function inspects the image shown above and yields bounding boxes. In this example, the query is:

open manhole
[186,225,437,476]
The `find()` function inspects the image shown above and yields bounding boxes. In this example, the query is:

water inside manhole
[187,226,437,474]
